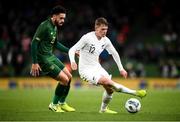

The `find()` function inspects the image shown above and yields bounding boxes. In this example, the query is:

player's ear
[52,14,56,19]
[95,25,99,30]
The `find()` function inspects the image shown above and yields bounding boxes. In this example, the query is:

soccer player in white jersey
[69,17,147,114]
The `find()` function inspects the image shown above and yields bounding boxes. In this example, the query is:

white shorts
[79,67,111,85]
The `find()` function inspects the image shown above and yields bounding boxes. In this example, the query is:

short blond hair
[95,17,108,27]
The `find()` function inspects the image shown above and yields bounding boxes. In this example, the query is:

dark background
[0,0,179,77]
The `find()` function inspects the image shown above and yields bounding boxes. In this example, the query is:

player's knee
[62,77,69,86]
[56,75,69,86]
[106,88,114,95]
[64,72,72,79]
[103,85,114,94]
[68,74,72,79]
[100,76,111,86]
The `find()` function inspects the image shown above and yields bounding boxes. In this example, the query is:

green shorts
[38,54,65,78]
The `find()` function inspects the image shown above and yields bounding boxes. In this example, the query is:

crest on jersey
[102,44,105,49]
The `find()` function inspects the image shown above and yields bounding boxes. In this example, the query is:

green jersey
[31,17,69,63]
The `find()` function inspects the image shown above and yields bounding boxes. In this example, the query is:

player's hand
[30,63,42,77]
[120,69,128,78]
[71,62,77,70]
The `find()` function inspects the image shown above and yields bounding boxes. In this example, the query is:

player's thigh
[52,57,72,79]
[53,57,72,79]
[53,57,65,70]
[56,70,69,85]
[42,62,69,85]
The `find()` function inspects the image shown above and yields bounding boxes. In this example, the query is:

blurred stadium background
[0,0,180,121]
[0,0,180,78]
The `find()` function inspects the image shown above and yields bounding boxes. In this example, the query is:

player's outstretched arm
[105,39,125,75]
[55,41,69,53]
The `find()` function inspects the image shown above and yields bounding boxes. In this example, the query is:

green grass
[0,88,180,121]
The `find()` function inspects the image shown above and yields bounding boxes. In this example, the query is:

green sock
[52,83,66,104]
[59,79,71,103]
[52,95,60,104]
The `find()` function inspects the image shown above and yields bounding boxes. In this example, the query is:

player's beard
[55,20,64,27]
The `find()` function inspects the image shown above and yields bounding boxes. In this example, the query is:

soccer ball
[125,98,141,113]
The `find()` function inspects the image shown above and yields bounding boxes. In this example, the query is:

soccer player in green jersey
[30,5,75,112]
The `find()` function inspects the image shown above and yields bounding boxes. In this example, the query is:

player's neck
[95,32,102,40]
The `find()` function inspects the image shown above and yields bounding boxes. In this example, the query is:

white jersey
[69,31,124,73]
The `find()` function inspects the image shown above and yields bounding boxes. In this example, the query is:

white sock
[112,82,136,95]
[100,91,113,111]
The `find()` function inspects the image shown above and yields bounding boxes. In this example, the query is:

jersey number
[89,45,95,53]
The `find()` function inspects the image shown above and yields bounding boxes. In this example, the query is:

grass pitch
[0,87,180,121]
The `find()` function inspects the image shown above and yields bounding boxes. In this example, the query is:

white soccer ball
[125,98,141,113]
